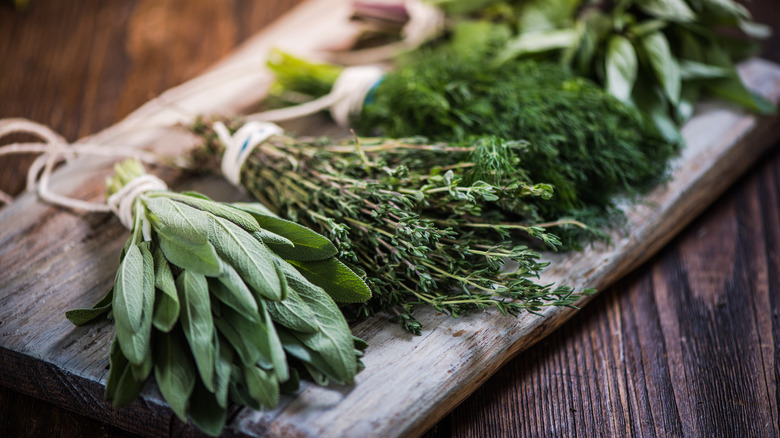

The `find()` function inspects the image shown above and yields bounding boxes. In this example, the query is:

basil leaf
[641,31,681,105]
[605,35,638,103]
[702,45,776,114]
[172,197,261,233]
[210,266,259,322]
[632,71,681,143]
[66,287,113,326]
[145,197,210,243]
[157,228,224,276]
[678,60,730,80]
[209,216,286,301]
[289,258,372,304]
[233,203,338,262]
[188,379,227,438]
[105,336,144,408]
[152,246,179,332]
[113,243,154,366]
[245,365,280,409]
[177,270,215,392]
[637,0,695,22]
[154,328,196,422]
[495,29,578,65]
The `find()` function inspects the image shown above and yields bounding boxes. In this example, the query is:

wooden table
[1,1,778,436]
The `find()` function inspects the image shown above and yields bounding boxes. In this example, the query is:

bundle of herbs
[339,0,775,140]
[67,159,370,436]
[266,43,677,244]
[192,122,595,334]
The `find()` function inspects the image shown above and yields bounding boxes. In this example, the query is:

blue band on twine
[363,77,384,107]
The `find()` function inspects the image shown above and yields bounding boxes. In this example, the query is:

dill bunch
[354,47,678,220]
[193,121,595,334]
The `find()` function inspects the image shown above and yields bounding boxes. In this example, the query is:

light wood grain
[1,1,779,437]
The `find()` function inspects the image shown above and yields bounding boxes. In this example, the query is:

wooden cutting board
[1,1,779,437]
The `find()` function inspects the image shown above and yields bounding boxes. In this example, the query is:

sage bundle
[67,159,370,436]
[193,122,596,334]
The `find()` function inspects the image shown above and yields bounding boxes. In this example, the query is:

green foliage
[354,46,677,229]
[195,123,597,334]
[67,159,370,437]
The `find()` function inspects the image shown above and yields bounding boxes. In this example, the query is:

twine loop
[247,65,384,127]
[0,118,161,223]
[212,121,284,186]
[106,174,168,229]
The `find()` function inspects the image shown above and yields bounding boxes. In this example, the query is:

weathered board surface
[1,1,779,438]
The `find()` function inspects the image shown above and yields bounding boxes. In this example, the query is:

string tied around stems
[0,118,165,228]
[212,120,284,187]
[247,65,385,127]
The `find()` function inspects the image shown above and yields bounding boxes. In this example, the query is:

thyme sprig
[194,123,595,334]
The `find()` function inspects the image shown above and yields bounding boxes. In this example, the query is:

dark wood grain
[1,1,778,437]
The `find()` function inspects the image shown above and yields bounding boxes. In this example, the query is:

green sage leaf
[266,284,320,334]
[154,328,196,422]
[152,246,179,332]
[66,287,113,326]
[113,243,155,366]
[158,228,224,276]
[177,270,215,392]
[289,258,372,304]
[145,197,210,243]
[188,379,227,437]
[234,202,338,262]
[210,265,259,322]
[213,303,274,369]
[172,196,261,233]
[105,336,145,408]
[208,216,286,301]
[213,333,234,409]
[245,365,280,409]
[606,35,638,103]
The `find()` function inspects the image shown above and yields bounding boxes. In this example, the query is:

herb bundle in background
[66,159,370,436]
[193,124,596,334]
[268,46,678,244]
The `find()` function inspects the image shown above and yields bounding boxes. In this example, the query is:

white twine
[0,118,163,225]
[106,174,168,229]
[212,120,284,186]
[247,65,385,127]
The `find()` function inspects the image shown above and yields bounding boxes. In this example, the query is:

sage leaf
[172,196,261,233]
[152,246,179,332]
[188,380,227,438]
[234,202,338,261]
[606,35,638,103]
[66,287,113,326]
[289,258,372,304]
[641,31,680,105]
[177,270,215,392]
[214,303,281,372]
[209,216,286,301]
[113,243,154,366]
[154,328,196,422]
[266,284,319,334]
[210,265,259,322]
[284,275,358,384]
[229,365,261,411]
[105,336,144,408]
[252,229,294,248]
[213,334,234,409]
[158,228,224,276]
[261,300,289,382]
[245,365,280,409]
[277,328,341,385]
[145,197,210,243]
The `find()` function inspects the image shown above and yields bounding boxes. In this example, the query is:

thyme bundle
[67,159,370,436]
[193,123,596,334]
